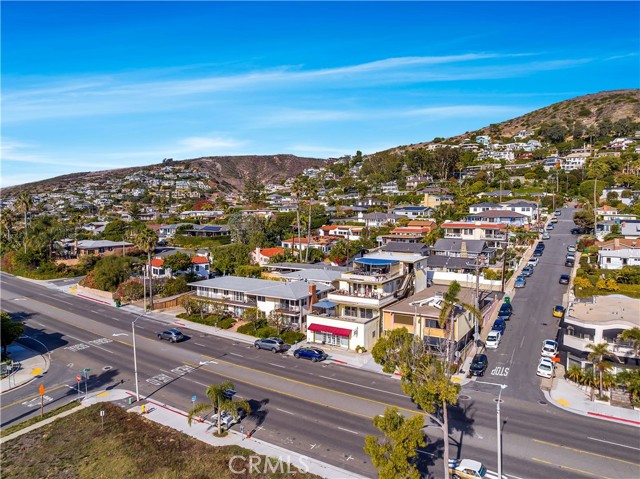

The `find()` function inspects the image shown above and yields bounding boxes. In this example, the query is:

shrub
[237,323,257,335]
[161,277,189,297]
[573,277,593,289]
[255,326,278,339]
[217,317,236,329]
[235,265,263,278]
[115,279,144,301]
[280,331,305,344]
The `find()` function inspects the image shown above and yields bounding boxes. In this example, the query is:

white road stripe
[268,362,286,369]
[319,375,406,398]
[194,342,205,347]
[337,426,358,435]
[276,408,294,415]
[229,352,243,357]
[587,436,640,451]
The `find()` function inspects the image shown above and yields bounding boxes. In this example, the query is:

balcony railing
[343,271,401,283]
[200,293,257,306]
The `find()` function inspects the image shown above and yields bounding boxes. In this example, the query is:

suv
[492,318,506,334]
[521,266,534,277]
[293,347,328,362]
[469,354,488,376]
[486,330,502,349]
[565,258,575,267]
[527,257,539,267]
[254,337,285,352]
[157,329,184,343]
[498,303,512,320]
[514,276,526,288]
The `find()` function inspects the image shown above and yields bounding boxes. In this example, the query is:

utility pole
[500,225,510,293]
[466,254,485,345]
[593,176,598,235]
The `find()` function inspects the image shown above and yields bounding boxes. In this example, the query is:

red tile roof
[191,256,209,264]
[259,247,284,257]
[151,258,164,267]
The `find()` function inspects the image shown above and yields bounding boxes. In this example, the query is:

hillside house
[251,247,285,266]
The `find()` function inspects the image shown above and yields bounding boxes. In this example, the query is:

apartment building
[441,221,507,248]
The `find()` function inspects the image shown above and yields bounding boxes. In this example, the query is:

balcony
[307,312,379,325]
[274,305,301,315]
[342,271,400,284]
[198,292,257,307]
[328,290,398,308]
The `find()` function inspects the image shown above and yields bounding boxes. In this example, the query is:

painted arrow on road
[112,333,128,337]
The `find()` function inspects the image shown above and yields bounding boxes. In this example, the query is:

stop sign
[76,374,81,382]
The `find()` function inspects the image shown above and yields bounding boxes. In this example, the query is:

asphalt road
[1,256,639,478]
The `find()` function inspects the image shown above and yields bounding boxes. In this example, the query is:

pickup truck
[448,458,506,479]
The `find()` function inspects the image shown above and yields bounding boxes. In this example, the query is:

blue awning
[354,258,398,266]
[313,300,338,309]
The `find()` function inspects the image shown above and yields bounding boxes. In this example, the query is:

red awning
[308,323,352,337]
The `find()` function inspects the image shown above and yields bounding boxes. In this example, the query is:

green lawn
[574,284,640,299]
[1,403,321,479]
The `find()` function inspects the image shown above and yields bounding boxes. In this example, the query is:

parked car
[554,210,561,216]
[527,257,539,267]
[542,232,551,240]
[565,258,575,267]
[514,276,527,288]
[566,252,576,261]
[449,458,507,479]
[293,347,328,362]
[536,242,545,250]
[546,224,554,230]
[498,302,513,316]
[520,266,533,277]
[571,227,585,235]
[559,274,570,285]
[552,305,565,318]
[567,245,576,253]
[469,354,488,376]
[536,357,555,379]
[533,248,543,257]
[211,408,247,430]
[492,318,506,334]
[254,337,285,352]
[486,330,502,349]
[541,339,558,358]
[157,329,184,343]
[550,217,558,224]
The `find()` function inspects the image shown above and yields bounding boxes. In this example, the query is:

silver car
[254,337,285,352]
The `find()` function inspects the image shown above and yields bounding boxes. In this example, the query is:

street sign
[100,410,105,417]
[39,384,45,396]
[191,395,196,402]
[76,374,82,382]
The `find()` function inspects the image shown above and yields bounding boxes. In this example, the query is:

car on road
[536,242,545,250]
[550,217,558,224]
[541,339,558,358]
[293,347,328,362]
[492,318,506,334]
[565,258,575,267]
[448,458,507,479]
[536,357,555,379]
[254,337,285,352]
[559,274,570,285]
[533,248,543,257]
[469,354,488,376]
[514,276,526,288]
[552,305,565,318]
[541,232,550,240]
[521,266,534,277]
[211,407,248,430]
[571,227,585,235]
[546,223,554,230]
[498,302,512,316]
[157,329,184,343]
[527,257,539,267]
[567,245,576,253]
[486,331,502,349]
[554,210,561,216]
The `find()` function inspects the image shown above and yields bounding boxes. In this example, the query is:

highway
[1,236,639,478]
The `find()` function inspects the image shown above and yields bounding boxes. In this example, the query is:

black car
[533,249,543,257]
[469,354,488,377]
[571,227,585,235]
[536,242,545,250]
[559,274,570,284]
[565,258,575,267]
[498,303,512,320]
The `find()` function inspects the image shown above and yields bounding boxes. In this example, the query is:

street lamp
[132,312,147,401]
[496,384,507,479]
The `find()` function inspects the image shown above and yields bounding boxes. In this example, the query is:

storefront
[307,323,352,349]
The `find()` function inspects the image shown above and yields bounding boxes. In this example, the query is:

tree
[573,209,595,230]
[291,177,306,261]
[1,312,25,355]
[163,251,192,273]
[540,122,568,143]
[92,255,133,292]
[586,342,619,397]
[243,175,265,205]
[134,228,159,309]
[304,179,319,262]
[364,407,426,479]
[371,327,460,479]
[128,202,142,221]
[242,307,265,331]
[0,209,14,242]
[187,381,250,436]
[102,220,127,241]
[618,328,640,359]
[15,192,33,254]
[268,310,287,334]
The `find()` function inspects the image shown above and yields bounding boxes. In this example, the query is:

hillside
[405,89,640,149]
[1,154,326,196]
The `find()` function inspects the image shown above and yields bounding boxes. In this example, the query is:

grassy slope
[1,403,320,479]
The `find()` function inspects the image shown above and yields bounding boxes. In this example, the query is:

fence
[151,291,195,310]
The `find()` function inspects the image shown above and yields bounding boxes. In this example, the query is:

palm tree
[304,179,318,263]
[290,177,305,262]
[565,364,583,384]
[0,209,14,242]
[586,342,619,398]
[187,380,250,436]
[618,328,640,359]
[134,228,158,309]
[15,192,33,253]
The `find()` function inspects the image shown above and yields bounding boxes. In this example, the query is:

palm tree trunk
[147,251,154,309]
[217,397,222,436]
[23,211,27,254]
[442,400,450,479]
[599,368,603,397]
[305,201,312,262]
[296,204,302,262]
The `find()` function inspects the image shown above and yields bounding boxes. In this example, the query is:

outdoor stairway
[610,387,634,409]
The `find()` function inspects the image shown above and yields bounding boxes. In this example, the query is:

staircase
[610,387,634,409]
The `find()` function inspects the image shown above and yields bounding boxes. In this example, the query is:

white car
[486,330,502,349]
[567,245,576,253]
[536,357,555,379]
[527,257,539,267]
[541,340,558,358]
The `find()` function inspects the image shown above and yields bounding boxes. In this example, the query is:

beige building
[424,193,453,209]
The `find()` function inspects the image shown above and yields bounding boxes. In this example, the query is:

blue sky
[2,1,639,187]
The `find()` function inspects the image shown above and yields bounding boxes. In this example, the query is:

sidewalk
[90,389,369,479]
[0,343,49,394]
[545,372,640,427]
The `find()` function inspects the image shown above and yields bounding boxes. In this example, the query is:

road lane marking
[268,363,286,369]
[276,408,294,415]
[337,426,359,435]
[319,375,406,398]
[519,336,525,349]
[193,342,206,347]
[531,457,612,479]
[229,352,243,357]
[587,436,640,451]
[532,438,640,466]
[0,384,68,410]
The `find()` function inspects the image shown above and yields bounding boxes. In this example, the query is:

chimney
[460,241,468,258]
[308,284,318,307]
[614,238,620,250]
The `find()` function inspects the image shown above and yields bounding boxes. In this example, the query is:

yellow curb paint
[451,377,461,383]
[556,398,570,407]
[30,368,42,375]
[97,392,109,397]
